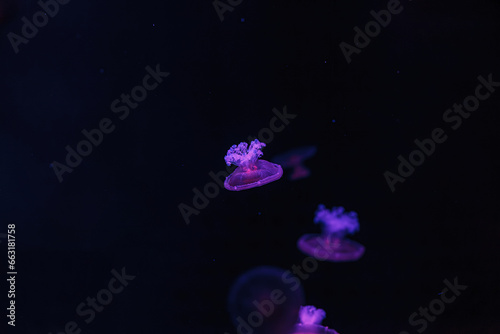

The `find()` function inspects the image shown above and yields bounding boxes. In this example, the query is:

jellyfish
[290,305,339,334]
[227,266,305,334]
[297,205,365,262]
[272,146,317,181]
[224,139,283,191]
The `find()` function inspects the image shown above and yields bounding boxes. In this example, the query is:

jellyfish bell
[227,266,305,334]
[290,306,339,334]
[224,159,283,191]
[291,325,338,334]
[298,234,365,262]
[224,139,283,191]
[297,205,365,262]
[273,146,317,181]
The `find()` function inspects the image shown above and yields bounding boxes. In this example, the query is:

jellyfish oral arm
[299,305,327,325]
[224,139,266,170]
[314,205,360,236]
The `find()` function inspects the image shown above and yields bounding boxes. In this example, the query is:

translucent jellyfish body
[227,266,305,334]
[273,146,317,181]
[290,305,339,334]
[224,139,283,191]
[297,205,365,262]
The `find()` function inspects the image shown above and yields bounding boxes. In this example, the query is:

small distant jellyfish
[227,266,305,334]
[273,146,317,181]
[297,205,365,262]
[291,305,339,334]
[224,139,283,191]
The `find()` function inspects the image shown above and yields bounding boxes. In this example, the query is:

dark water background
[1,0,499,333]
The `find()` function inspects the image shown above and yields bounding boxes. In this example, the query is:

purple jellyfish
[290,305,339,334]
[227,266,305,334]
[224,139,283,191]
[297,205,365,262]
[273,146,317,181]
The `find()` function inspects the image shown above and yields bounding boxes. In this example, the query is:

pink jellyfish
[272,146,317,181]
[224,139,283,191]
[290,305,339,334]
[297,205,365,262]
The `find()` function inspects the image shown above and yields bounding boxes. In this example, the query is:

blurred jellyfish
[224,139,283,191]
[297,205,365,262]
[273,146,317,181]
[290,305,339,334]
[227,266,305,334]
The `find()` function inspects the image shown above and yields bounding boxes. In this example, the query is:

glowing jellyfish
[224,139,283,191]
[227,266,305,334]
[297,205,365,262]
[290,305,339,334]
[273,146,317,181]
